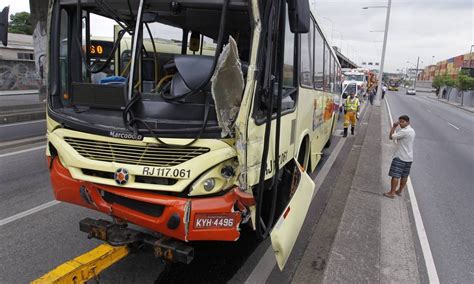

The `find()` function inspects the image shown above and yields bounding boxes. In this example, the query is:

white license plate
[193,213,239,229]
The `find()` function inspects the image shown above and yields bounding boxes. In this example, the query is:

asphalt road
[0,120,46,142]
[386,90,474,283]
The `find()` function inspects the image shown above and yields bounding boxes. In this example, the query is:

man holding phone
[384,115,416,199]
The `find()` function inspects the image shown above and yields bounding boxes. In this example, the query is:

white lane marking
[0,200,61,226]
[0,145,46,158]
[0,119,45,128]
[385,98,440,284]
[386,97,395,125]
[406,179,440,284]
[447,122,459,130]
[245,137,347,283]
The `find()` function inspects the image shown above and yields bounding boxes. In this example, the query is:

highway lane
[0,144,52,220]
[386,90,474,283]
[0,120,46,142]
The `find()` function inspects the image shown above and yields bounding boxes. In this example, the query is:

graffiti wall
[0,60,41,91]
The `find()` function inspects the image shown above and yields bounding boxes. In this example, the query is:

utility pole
[414,56,419,90]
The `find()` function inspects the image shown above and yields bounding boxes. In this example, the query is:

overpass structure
[334,47,358,69]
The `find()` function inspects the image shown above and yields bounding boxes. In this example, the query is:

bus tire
[324,138,331,149]
[297,136,310,171]
[324,116,336,149]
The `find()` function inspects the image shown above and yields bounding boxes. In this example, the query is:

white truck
[343,70,367,98]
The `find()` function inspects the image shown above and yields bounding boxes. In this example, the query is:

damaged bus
[46,0,342,269]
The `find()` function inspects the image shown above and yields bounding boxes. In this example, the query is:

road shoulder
[293,102,420,283]
[379,101,420,283]
[426,94,474,113]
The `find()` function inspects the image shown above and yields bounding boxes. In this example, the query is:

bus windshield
[344,74,364,82]
[50,0,251,139]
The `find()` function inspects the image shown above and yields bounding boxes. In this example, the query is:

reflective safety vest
[345,97,359,112]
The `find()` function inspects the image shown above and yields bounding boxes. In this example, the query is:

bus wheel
[324,136,331,148]
[324,117,336,149]
[297,137,310,171]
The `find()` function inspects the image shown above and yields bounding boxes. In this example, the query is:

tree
[456,70,474,91]
[456,70,474,105]
[432,75,443,90]
[8,12,33,35]
[442,73,455,87]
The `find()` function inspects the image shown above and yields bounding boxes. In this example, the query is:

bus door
[270,159,315,270]
[260,0,314,270]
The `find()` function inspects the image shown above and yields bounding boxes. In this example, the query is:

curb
[426,96,474,113]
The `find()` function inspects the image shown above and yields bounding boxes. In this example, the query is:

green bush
[456,70,474,91]
[432,75,443,89]
[442,74,455,87]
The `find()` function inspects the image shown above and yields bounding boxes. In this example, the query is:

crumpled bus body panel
[49,156,244,242]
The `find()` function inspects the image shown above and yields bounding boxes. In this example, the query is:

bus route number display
[88,41,113,59]
[89,44,104,55]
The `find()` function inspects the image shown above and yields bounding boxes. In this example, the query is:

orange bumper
[49,157,254,242]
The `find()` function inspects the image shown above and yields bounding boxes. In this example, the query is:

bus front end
[48,127,251,242]
[46,0,256,244]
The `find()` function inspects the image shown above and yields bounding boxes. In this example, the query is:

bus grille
[64,137,209,167]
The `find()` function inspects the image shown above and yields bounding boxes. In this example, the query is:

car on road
[406,88,416,95]
[388,85,398,91]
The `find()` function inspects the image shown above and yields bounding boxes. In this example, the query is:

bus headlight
[189,160,238,196]
[203,178,216,192]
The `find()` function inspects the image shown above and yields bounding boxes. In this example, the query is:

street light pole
[374,0,392,106]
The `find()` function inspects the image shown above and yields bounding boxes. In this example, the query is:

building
[0,33,35,61]
[419,52,474,81]
[0,33,39,90]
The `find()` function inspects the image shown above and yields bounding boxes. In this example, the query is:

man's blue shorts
[389,157,412,178]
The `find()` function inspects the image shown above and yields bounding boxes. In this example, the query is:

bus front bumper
[49,157,254,242]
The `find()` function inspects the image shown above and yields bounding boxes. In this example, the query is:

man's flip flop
[383,193,395,199]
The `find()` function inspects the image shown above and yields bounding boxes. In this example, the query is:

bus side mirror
[286,0,310,33]
[0,6,9,47]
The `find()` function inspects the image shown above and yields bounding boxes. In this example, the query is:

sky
[3,0,473,73]
[311,0,473,72]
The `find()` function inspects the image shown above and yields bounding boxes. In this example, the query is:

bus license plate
[193,213,239,229]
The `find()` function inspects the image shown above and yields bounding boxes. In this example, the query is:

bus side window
[330,54,335,93]
[313,24,324,89]
[300,22,313,88]
[280,13,296,111]
[323,43,330,91]
[283,17,295,88]
[335,66,342,94]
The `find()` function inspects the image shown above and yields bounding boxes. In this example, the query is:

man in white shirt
[382,85,387,99]
[384,115,416,199]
